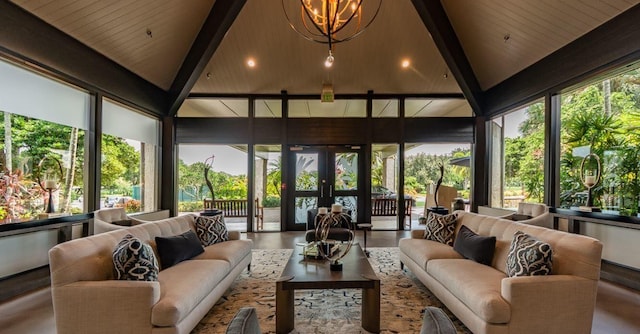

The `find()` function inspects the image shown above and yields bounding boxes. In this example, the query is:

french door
[286,145,364,231]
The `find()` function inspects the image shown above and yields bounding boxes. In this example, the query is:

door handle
[329,185,333,197]
[321,179,326,198]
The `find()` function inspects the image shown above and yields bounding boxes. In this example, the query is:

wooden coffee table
[276,245,380,333]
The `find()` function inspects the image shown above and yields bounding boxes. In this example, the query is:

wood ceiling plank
[484,3,640,116]
[167,0,248,116]
[0,1,168,115]
[411,0,484,115]
[11,0,215,90]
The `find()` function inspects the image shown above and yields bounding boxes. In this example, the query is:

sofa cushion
[424,212,457,246]
[399,238,463,271]
[112,234,159,281]
[195,215,229,246]
[155,230,205,269]
[194,239,254,268]
[453,225,496,266]
[506,231,553,277]
[152,259,231,326]
[427,259,510,324]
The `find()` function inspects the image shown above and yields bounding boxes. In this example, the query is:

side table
[357,223,373,257]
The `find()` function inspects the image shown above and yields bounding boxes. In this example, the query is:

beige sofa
[399,211,603,334]
[49,214,253,334]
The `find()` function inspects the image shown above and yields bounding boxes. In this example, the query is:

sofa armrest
[501,275,598,333]
[411,229,425,239]
[53,280,161,334]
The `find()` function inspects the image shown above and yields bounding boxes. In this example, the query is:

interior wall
[580,223,640,269]
[0,231,57,279]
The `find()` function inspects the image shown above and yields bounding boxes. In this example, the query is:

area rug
[193,248,471,333]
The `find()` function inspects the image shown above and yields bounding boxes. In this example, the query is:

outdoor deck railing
[203,198,263,230]
[371,198,413,228]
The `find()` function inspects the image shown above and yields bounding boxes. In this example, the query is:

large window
[405,98,472,117]
[101,99,159,213]
[371,144,398,230]
[404,143,471,226]
[560,68,640,216]
[489,99,545,209]
[178,144,248,231]
[288,99,366,118]
[254,145,281,231]
[176,98,249,117]
[0,59,89,220]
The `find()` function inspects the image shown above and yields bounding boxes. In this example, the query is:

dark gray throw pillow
[453,225,496,266]
[155,230,205,269]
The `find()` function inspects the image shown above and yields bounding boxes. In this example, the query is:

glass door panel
[295,153,318,191]
[287,146,364,231]
[333,152,359,222]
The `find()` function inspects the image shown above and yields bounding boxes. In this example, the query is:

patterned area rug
[193,248,471,333]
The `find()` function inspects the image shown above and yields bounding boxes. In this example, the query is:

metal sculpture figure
[204,155,215,202]
[434,163,444,208]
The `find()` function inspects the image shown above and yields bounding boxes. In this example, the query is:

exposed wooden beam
[411,0,484,115]
[484,3,640,117]
[0,1,167,116]
[167,0,247,116]
[187,92,466,99]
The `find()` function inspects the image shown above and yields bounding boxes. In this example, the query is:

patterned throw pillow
[195,214,229,246]
[423,212,458,246]
[112,234,158,281]
[506,231,553,277]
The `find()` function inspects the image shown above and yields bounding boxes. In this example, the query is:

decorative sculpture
[204,155,215,202]
[35,156,63,214]
[202,155,222,215]
[579,153,602,212]
[434,163,444,208]
[314,203,355,271]
[425,163,449,215]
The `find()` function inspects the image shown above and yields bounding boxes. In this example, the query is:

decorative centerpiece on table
[202,155,222,216]
[315,203,355,271]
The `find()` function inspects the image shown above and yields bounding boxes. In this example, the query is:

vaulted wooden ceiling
[3,0,640,117]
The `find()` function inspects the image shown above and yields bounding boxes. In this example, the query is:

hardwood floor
[0,230,638,334]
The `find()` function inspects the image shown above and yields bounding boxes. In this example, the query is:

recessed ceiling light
[246,58,256,68]
[401,59,410,68]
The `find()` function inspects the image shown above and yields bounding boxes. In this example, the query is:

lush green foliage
[1,113,142,218]
[501,70,640,214]
[178,159,248,202]
[559,74,640,214]
[402,149,470,196]
[503,102,545,203]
